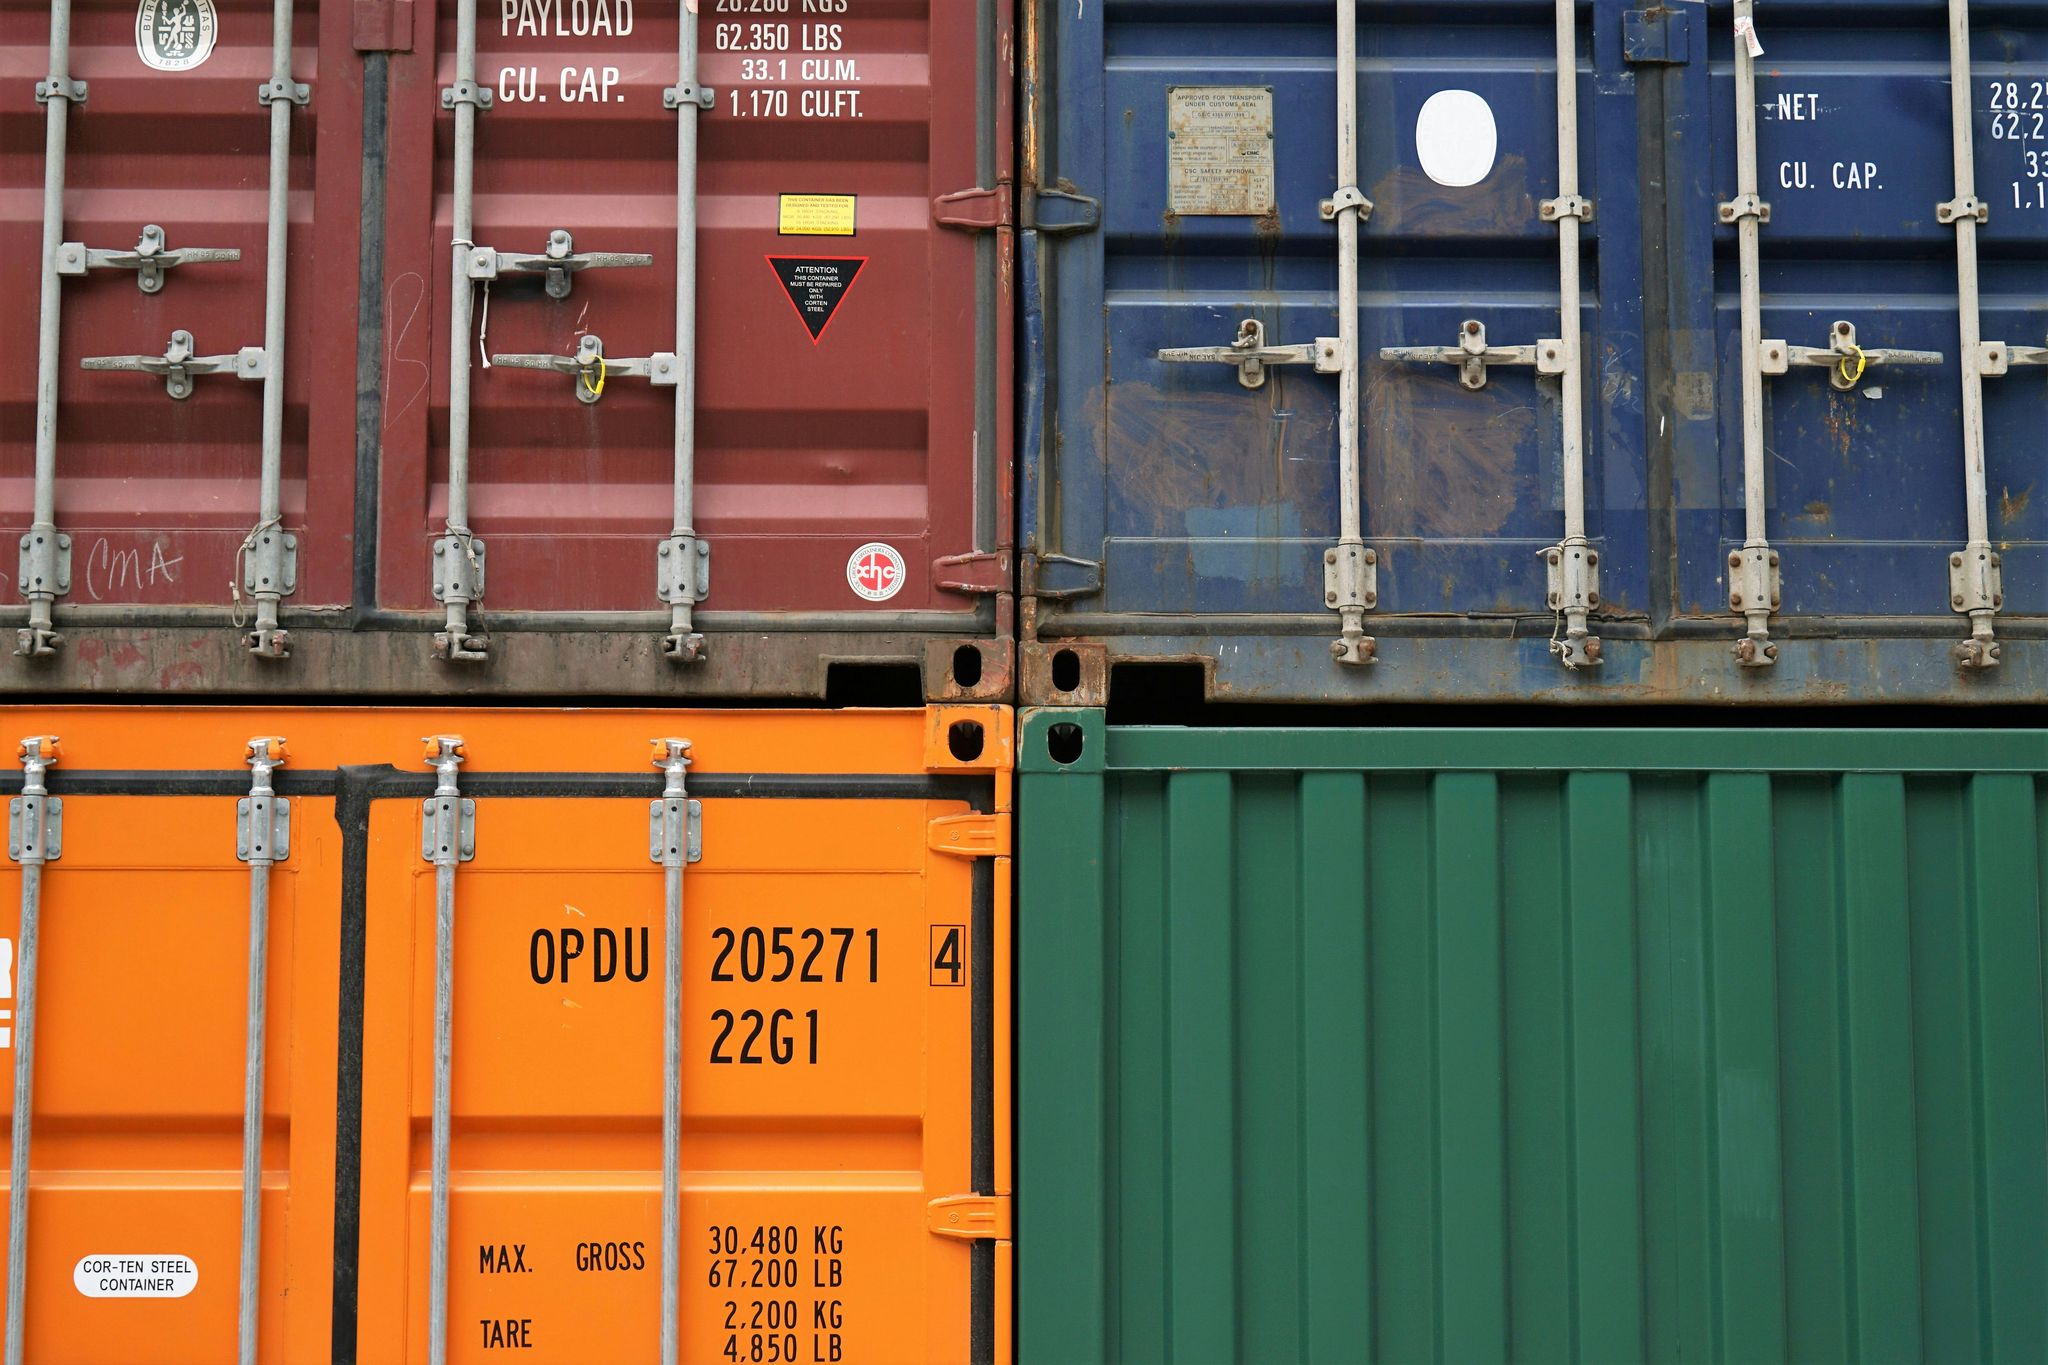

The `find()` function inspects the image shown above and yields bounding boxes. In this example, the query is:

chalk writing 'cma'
[86,538,182,601]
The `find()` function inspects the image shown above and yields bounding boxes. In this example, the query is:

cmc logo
[846,542,906,602]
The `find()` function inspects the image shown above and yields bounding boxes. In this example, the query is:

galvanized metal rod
[1946,0,1997,658]
[1332,0,1368,660]
[666,5,705,654]
[249,0,297,654]
[1732,0,1774,645]
[654,740,692,1365]
[1554,0,1592,649]
[424,738,466,1365]
[5,738,58,1365]
[440,0,484,656]
[22,0,75,656]
[238,740,284,1365]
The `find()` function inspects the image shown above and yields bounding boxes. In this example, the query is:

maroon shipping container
[2,0,1014,700]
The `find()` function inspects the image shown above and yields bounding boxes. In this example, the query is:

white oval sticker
[74,1254,199,1298]
[136,0,218,71]
[846,543,906,602]
[1415,90,1499,188]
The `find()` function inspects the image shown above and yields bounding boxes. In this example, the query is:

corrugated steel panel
[0,0,364,611]
[5,0,1014,700]
[1017,710,2048,1364]
[1020,0,2048,703]
[0,722,345,1361]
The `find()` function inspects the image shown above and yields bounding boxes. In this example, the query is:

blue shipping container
[1019,0,2048,704]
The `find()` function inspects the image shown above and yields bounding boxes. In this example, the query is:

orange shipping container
[3,706,1011,1364]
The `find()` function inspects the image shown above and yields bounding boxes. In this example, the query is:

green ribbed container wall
[1017,712,2048,1365]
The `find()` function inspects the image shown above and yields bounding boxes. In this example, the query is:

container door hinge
[928,812,1010,860]
[934,182,1013,232]
[934,550,1010,596]
[1029,186,1101,235]
[1022,551,1102,602]
[1623,7,1690,64]
[927,1194,1011,1241]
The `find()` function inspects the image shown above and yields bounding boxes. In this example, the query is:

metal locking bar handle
[81,329,268,401]
[55,224,240,294]
[20,0,82,658]
[661,14,717,663]
[650,740,702,1365]
[6,736,61,1365]
[465,229,654,300]
[489,335,681,405]
[421,737,474,1365]
[436,0,493,663]
[236,738,290,1365]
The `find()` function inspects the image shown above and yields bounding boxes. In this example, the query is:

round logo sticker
[136,0,218,72]
[846,543,906,602]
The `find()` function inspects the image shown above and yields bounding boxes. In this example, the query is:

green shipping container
[1016,711,2048,1365]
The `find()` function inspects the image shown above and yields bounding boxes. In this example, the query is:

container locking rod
[19,0,80,658]
[435,0,493,663]
[660,14,716,663]
[421,737,473,1365]
[650,740,701,1365]
[1942,0,2002,669]
[236,738,290,1365]
[244,0,310,659]
[5,737,60,1365]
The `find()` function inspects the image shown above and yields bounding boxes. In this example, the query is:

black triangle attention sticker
[768,255,868,343]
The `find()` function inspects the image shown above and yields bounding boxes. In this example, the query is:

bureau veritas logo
[136,0,217,71]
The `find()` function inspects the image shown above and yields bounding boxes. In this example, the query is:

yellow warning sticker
[778,193,858,237]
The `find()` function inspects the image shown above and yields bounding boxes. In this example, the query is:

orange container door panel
[0,761,340,1364]
[346,711,1009,1364]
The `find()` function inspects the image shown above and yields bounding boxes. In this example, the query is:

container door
[352,712,1009,1363]
[1,0,361,614]
[1028,0,1646,687]
[0,744,339,1362]
[1673,2,2048,627]
[378,0,1013,623]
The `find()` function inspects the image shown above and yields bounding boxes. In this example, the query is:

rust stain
[1368,154,1535,235]
[1802,500,1831,521]
[1821,392,1856,461]
[1363,359,1531,540]
[1097,377,1310,531]
[2000,484,2032,526]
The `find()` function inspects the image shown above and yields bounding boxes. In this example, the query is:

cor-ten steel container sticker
[0,719,344,1364]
